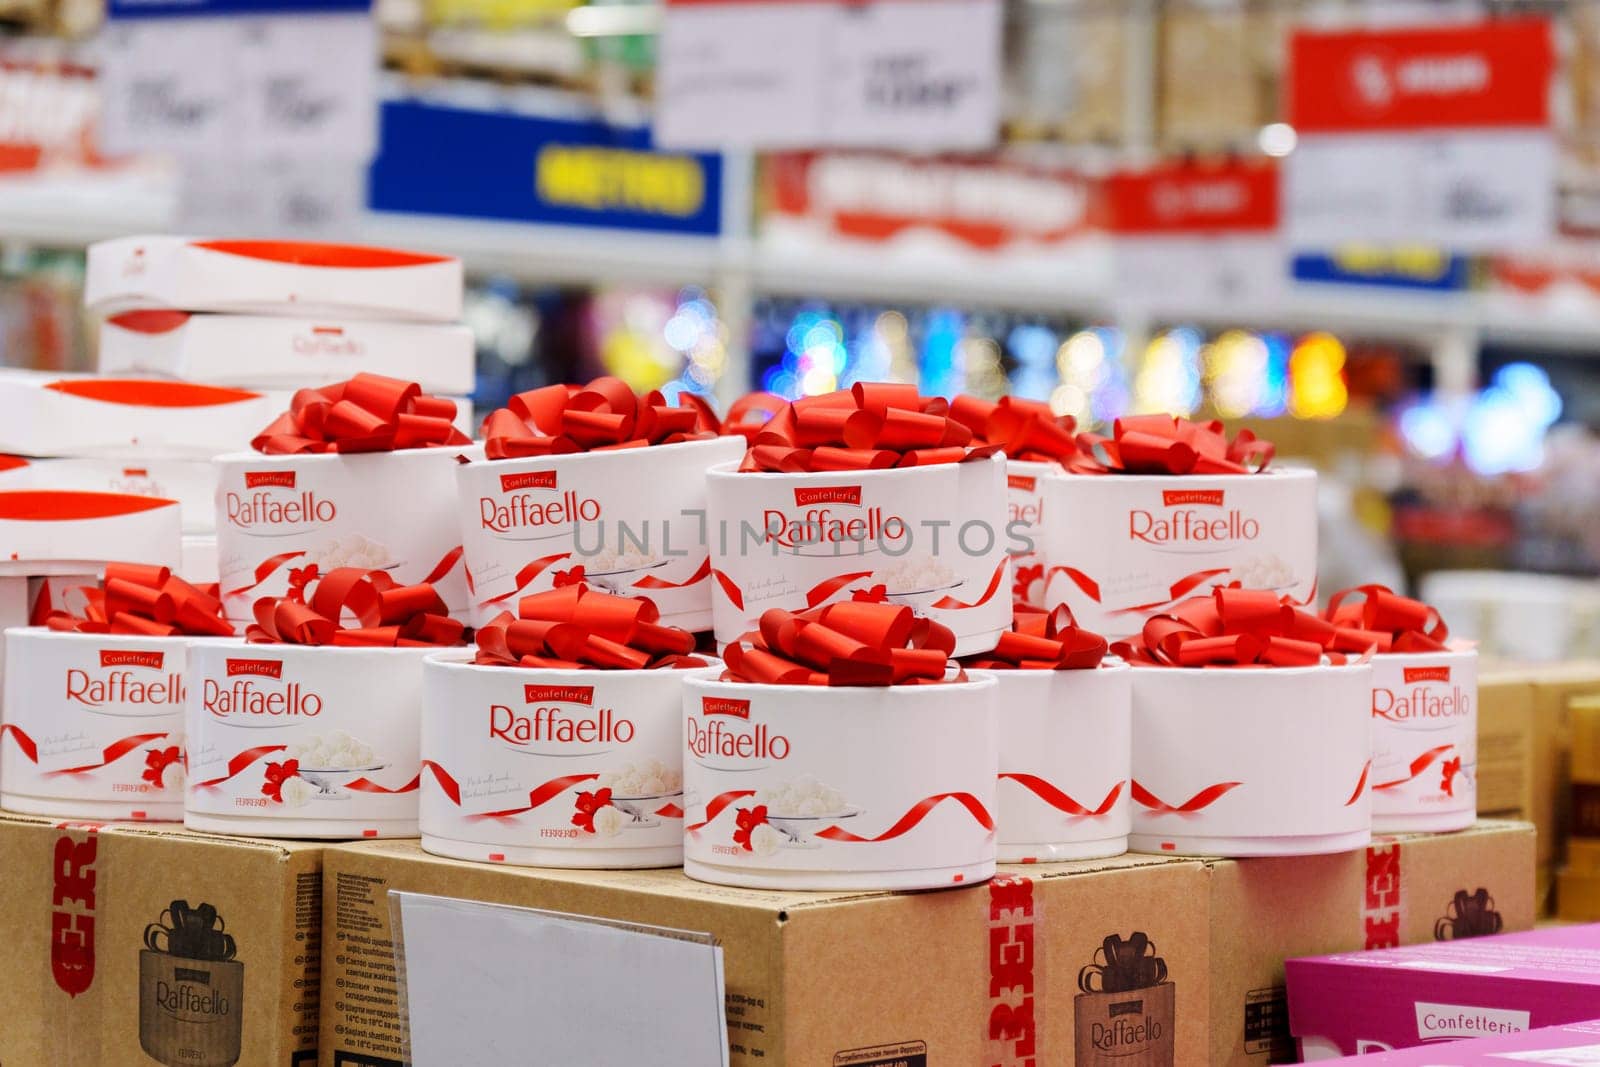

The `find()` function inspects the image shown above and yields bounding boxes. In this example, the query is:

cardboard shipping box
[321,841,1211,1066]
[1475,671,1536,818]
[0,812,322,1067]
[1207,819,1536,1067]
[1475,663,1600,914]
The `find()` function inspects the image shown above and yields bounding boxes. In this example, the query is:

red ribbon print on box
[481,375,715,460]
[1112,586,1371,668]
[0,724,170,777]
[720,601,958,687]
[43,562,236,638]
[687,787,993,844]
[999,775,1123,818]
[422,762,682,823]
[738,383,1002,473]
[252,372,470,455]
[691,789,993,844]
[1066,414,1273,475]
[246,567,467,648]
[474,584,706,670]
[1322,584,1452,653]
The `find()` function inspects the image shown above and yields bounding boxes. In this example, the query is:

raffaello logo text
[1130,488,1259,545]
[688,696,789,762]
[293,326,364,358]
[480,469,601,534]
[1374,665,1471,723]
[66,649,183,708]
[490,683,633,747]
[764,485,906,549]
[204,658,321,719]
[226,469,335,529]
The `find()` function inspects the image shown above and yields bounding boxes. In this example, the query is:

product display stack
[0,268,1541,1065]
[81,236,475,586]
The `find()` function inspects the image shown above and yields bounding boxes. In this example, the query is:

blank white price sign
[98,1,377,160]
[655,0,1000,151]
[394,892,729,1067]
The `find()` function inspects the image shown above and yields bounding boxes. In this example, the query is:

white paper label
[1287,130,1554,250]
[397,892,728,1067]
[655,0,1000,150]
[99,12,377,160]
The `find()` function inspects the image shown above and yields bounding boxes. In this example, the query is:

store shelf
[360,211,723,288]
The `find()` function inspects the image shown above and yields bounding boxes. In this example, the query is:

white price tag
[179,155,366,236]
[656,0,1000,151]
[98,9,376,160]
[1285,20,1555,251]
[98,19,237,156]
[1287,131,1554,251]
[236,15,378,158]
[1115,236,1288,313]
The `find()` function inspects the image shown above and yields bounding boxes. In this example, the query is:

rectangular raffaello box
[98,310,475,395]
[85,236,463,321]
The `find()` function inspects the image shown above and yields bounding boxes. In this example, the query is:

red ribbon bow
[678,391,788,444]
[252,373,470,455]
[482,376,715,460]
[1323,585,1451,653]
[721,602,959,687]
[1068,415,1273,475]
[474,584,706,670]
[964,602,1108,670]
[44,562,236,637]
[739,383,1002,473]
[1111,586,1370,668]
[247,567,467,647]
[948,395,1079,463]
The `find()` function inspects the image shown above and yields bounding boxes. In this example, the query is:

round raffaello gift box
[457,378,746,630]
[1042,416,1316,640]
[963,605,1131,862]
[1120,588,1374,857]
[1324,584,1477,834]
[184,567,468,839]
[947,395,1082,605]
[706,385,1011,657]
[214,373,479,625]
[1,564,237,821]
[683,601,998,891]
[420,585,713,867]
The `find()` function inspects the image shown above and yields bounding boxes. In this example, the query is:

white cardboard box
[421,655,694,868]
[0,377,277,460]
[682,670,999,890]
[1044,468,1318,639]
[0,455,216,533]
[86,236,463,322]
[215,446,479,623]
[705,456,1012,655]
[184,642,434,839]
[99,310,476,395]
